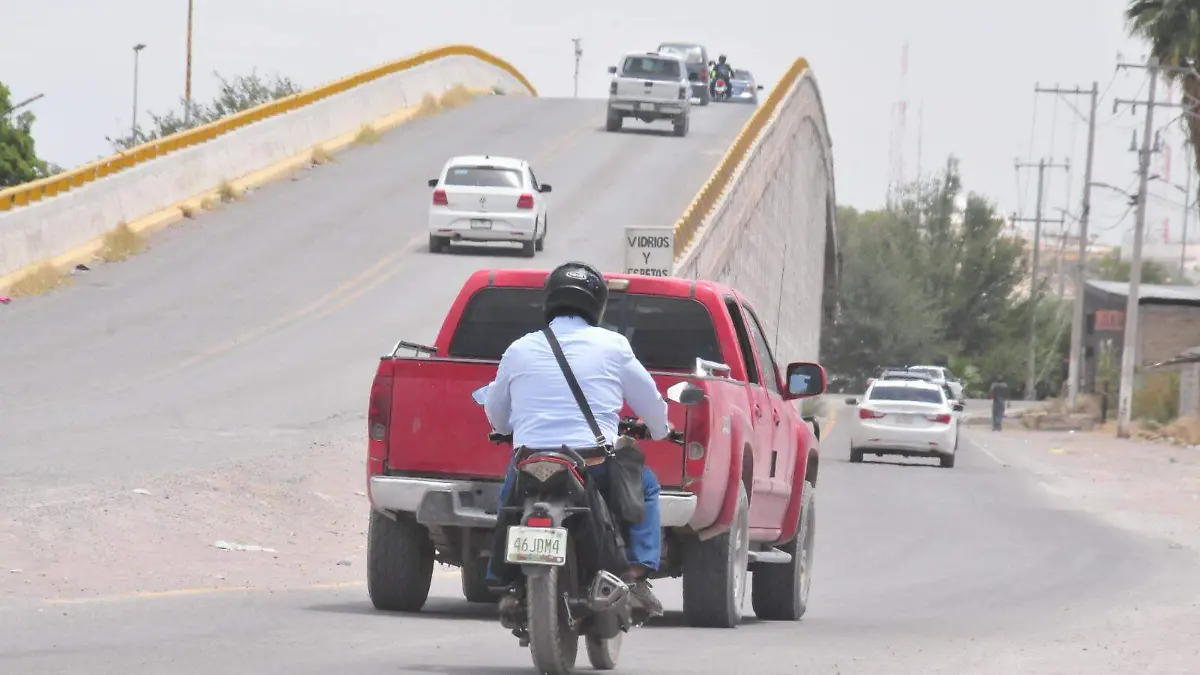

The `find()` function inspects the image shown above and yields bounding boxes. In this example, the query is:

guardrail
[671,57,810,259]
[0,44,537,213]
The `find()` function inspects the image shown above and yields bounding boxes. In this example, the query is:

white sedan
[427,155,551,258]
[845,379,964,468]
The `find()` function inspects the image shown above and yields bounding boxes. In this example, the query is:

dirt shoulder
[0,429,371,605]
[967,427,1200,552]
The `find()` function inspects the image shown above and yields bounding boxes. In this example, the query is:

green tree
[0,81,51,187]
[111,70,301,150]
[820,206,941,384]
[822,158,1060,395]
[1126,1,1200,178]
[1093,251,1173,284]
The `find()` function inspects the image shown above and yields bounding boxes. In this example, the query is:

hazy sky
[1,0,1189,247]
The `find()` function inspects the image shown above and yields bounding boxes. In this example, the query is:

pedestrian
[988,375,1010,431]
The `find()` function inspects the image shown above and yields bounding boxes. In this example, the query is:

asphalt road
[0,96,752,490]
[1,418,1192,674]
[2,96,1194,673]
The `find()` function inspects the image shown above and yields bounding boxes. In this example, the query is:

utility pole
[1014,158,1070,400]
[1035,82,1098,410]
[185,0,195,127]
[1183,146,1193,278]
[131,43,147,144]
[1112,58,1192,437]
[572,38,583,99]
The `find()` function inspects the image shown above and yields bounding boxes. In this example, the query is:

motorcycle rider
[484,261,669,618]
[710,54,734,95]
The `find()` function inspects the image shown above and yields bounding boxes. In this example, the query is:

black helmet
[543,261,608,326]
[718,54,727,63]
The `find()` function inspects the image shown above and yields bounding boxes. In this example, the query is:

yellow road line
[40,571,462,606]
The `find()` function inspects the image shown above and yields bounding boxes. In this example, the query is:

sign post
[624,226,675,277]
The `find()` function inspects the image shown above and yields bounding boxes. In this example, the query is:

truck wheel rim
[732,506,749,605]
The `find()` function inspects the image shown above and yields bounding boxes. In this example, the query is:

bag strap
[542,326,607,448]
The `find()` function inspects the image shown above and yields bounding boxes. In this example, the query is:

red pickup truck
[365,269,826,627]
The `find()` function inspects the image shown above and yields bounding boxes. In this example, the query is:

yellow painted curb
[0,44,534,212]
[0,88,491,295]
[672,57,813,261]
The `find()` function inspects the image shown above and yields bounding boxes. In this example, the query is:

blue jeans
[487,458,662,582]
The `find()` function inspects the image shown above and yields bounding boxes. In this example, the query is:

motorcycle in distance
[707,61,732,102]
[471,381,704,675]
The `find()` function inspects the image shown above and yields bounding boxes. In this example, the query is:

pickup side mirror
[607,65,617,74]
[844,397,859,406]
[756,85,764,90]
[428,178,438,188]
[666,381,705,405]
[782,361,826,401]
[952,401,965,412]
[538,184,552,193]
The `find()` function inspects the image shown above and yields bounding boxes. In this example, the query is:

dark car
[730,69,763,104]
[657,42,710,105]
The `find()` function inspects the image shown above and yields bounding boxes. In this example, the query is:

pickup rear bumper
[369,475,698,528]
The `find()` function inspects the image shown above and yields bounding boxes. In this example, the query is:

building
[1081,280,1200,393]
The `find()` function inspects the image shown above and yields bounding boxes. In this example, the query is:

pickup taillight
[367,366,394,474]
[680,385,710,487]
[610,81,618,95]
[678,85,687,100]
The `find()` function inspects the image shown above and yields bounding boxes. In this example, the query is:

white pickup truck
[606,51,692,137]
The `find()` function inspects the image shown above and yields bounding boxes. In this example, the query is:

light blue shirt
[485,315,670,449]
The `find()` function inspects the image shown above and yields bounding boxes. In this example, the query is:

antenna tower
[887,42,910,208]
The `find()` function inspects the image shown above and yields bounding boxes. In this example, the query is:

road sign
[624,226,674,277]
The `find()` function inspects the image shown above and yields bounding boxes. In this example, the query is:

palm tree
[1125,1,1200,178]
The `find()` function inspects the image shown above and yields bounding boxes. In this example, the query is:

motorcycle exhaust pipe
[587,570,631,612]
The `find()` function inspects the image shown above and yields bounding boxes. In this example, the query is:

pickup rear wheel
[460,555,502,603]
[673,114,690,138]
[605,108,622,132]
[682,482,749,628]
[751,480,815,620]
[367,510,434,612]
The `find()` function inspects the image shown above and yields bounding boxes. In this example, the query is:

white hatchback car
[427,155,551,258]
[846,379,964,468]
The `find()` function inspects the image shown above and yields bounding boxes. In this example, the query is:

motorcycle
[708,65,733,102]
[472,381,704,675]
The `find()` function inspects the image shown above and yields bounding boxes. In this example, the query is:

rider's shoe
[625,578,664,618]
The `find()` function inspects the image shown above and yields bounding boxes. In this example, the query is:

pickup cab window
[742,304,781,394]
[448,287,722,370]
[724,298,761,385]
[622,57,682,81]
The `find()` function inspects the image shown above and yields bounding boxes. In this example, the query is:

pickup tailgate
[616,76,683,104]
[385,358,693,487]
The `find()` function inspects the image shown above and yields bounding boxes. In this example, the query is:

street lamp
[131,43,147,144]
[185,0,195,127]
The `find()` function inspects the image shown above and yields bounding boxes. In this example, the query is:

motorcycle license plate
[505,525,568,566]
[470,219,492,229]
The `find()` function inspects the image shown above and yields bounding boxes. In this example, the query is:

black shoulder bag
[541,327,648,525]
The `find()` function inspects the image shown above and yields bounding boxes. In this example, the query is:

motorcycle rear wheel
[526,545,580,675]
[585,632,622,670]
